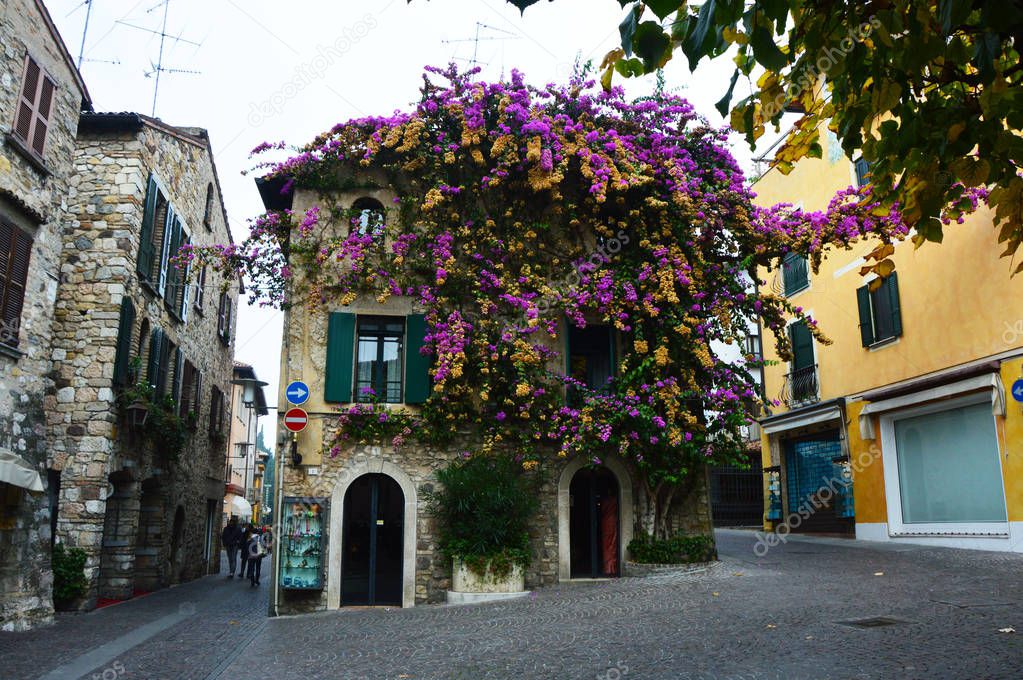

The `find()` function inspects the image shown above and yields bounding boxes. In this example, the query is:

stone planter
[446,558,529,605]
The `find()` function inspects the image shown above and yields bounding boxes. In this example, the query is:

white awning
[0,450,44,492]
[761,403,844,435]
[229,496,252,518]
[858,373,1006,440]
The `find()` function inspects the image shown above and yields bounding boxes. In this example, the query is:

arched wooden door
[341,474,404,605]
[569,467,620,578]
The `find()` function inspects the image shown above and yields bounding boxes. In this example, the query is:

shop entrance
[341,474,404,606]
[569,467,620,578]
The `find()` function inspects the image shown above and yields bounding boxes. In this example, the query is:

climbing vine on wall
[180,65,984,538]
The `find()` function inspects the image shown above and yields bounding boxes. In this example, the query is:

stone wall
[48,117,238,608]
[0,0,88,632]
[271,184,713,615]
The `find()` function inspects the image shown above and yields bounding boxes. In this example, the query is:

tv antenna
[441,22,519,71]
[116,0,203,116]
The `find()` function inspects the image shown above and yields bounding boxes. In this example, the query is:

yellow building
[754,125,1023,551]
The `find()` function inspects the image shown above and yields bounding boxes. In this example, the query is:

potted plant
[427,453,538,603]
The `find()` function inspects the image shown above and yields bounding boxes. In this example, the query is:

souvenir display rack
[280,497,327,590]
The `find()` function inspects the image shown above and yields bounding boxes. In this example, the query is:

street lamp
[230,376,268,521]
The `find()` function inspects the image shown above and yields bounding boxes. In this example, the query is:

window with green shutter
[138,175,163,283]
[324,312,356,403]
[146,327,162,389]
[781,252,809,296]
[354,316,404,403]
[856,273,902,347]
[790,320,815,371]
[404,314,430,404]
[157,206,175,298]
[112,297,136,387]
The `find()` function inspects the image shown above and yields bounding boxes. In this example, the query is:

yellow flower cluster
[515,382,532,397]
[654,345,670,366]
[634,339,648,354]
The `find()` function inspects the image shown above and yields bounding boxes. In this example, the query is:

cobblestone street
[3,533,1021,679]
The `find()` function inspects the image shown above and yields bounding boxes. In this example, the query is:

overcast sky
[53,0,771,449]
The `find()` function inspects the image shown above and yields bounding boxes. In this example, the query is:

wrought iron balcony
[780,364,820,407]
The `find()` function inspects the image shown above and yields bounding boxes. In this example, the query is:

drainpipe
[270,433,288,617]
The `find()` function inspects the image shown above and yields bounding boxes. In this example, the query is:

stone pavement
[3,534,1022,679]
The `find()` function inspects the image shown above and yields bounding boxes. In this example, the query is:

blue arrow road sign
[1012,379,1023,403]
[286,380,310,405]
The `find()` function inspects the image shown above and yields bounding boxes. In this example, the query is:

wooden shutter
[13,56,56,157]
[176,230,190,320]
[194,266,206,311]
[404,313,430,403]
[324,312,355,403]
[171,347,184,404]
[789,321,814,370]
[138,176,159,279]
[179,360,194,417]
[856,285,874,347]
[0,220,32,348]
[193,370,203,417]
[112,297,136,386]
[886,272,902,338]
[157,207,175,297]
[147,328,162,388]
[208,385,219,437]
[157,338,173,397]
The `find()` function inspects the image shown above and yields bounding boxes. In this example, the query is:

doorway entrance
[569,467,620,578]
[341,474,404,606]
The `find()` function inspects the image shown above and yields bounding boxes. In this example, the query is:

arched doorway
[569,467,620,578]
[558,457,633,581]
[340,474,404,606]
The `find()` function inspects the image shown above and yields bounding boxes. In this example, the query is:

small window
[209,385,225,439]
[193,266,207,313]
[203,183,215,231]
[354,316,404,403]
[350,197,385,238]
[217,292,232,346]
[854,157,871,188]
[781,252,809,296]
[165,220,189,322]
[12,55,56,158]
[0,217,33,349]
[857,273,902,347]
[567,323,615,400]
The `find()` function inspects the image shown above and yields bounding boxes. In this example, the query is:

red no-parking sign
[283,407,308,433]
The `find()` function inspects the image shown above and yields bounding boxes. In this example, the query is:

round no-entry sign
[283,407,308,433]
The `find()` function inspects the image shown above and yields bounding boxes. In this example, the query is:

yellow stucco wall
[754,123,1023,534]
[754,126,1023,406]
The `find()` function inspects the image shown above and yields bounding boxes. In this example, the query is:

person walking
[221,517,243,578]
[246,528,268,587]
[239,525,252,580]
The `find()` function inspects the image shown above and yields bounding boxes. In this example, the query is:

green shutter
[171,347,182,404]
[856,285,874,347]
[887,272,902,338]
[324,312,355,403]
[112,297,136,387]
[147,328,162,389]
[404,313,430,404]
[138,175,158,278]
[789,321,814,370]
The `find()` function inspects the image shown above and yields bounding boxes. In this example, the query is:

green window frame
[856,273,902,347]
[781,252,809,296]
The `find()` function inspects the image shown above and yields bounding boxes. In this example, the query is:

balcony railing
[780,364,820,407]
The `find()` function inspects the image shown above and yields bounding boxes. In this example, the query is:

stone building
[0,0,91,632]
[223,362,268,523]
[46,112,240,608]
[259,175,712,615]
